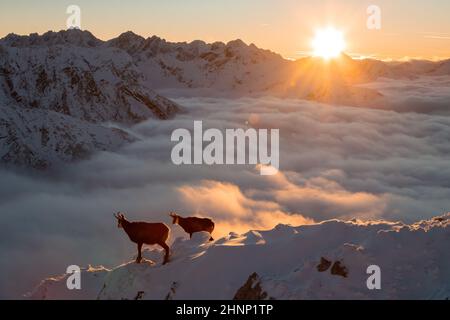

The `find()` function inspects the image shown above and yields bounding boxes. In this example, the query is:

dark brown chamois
[169,212,215,241]
[114,212,170,265]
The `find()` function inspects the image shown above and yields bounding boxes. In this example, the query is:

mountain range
[1,29,450,168]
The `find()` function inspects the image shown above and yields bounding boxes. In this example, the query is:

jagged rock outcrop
[317,257,332,272]
[233,273,271,300]
[330,261,349,278]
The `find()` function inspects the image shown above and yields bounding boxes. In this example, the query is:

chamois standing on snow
[169,212,215,241]
[114,212,170,265]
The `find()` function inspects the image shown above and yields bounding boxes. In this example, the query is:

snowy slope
[28,214,450,300]
[0,31,180,123]
[0,104,135,168]
[26,266,110,300]
[0,30,181,168]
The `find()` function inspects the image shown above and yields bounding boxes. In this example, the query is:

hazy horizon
[3,28,450,64]
[1,0,450,60]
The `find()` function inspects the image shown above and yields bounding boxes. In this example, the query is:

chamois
[114,212,170,265]
[169,212,215,241]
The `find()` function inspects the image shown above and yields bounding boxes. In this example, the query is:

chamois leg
[136,243,143,263]
[159,242,170,265]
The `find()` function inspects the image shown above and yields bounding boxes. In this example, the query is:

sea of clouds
[0,76,449,298]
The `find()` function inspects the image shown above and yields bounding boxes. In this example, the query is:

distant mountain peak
[1,29,101,47]
[111,31,145,43]
[226,39,247,48]
[107,31,146,53]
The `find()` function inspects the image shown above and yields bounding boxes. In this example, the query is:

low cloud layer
[1,76,450,298]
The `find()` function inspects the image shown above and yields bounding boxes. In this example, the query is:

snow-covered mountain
[0,106,137,169]
[0,30,181,168]
[27,213,450,300]
[103,30,450,91]
[4,30,448,104]
[2,29,449,168]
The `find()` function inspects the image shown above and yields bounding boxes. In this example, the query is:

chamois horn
[114,212,124,219]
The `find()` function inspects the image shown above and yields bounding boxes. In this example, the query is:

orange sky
[1,0,449,60]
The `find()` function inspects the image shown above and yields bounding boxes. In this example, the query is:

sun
[312,27,346,60]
